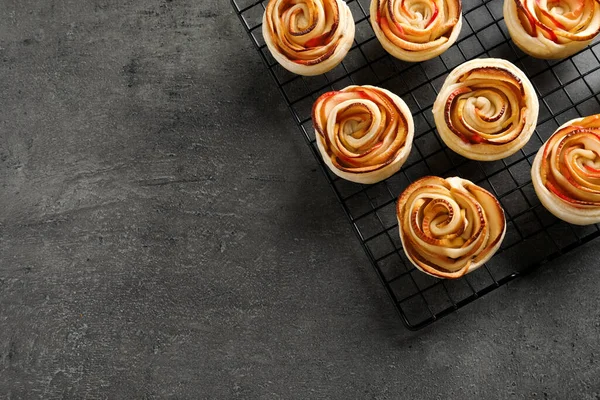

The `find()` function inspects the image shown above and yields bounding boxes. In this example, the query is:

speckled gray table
[1,0,599,398]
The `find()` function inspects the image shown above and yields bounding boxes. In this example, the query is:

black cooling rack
[232,0,600,329]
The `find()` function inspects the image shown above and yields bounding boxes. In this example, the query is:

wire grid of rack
[232,0,600,329]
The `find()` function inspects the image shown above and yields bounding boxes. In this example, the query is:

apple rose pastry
[262,0,355,76]
[370,0,462,62]
[312,85,414,184]
[397,176,506,279]
[432,58,539,161]
[532,114,600,225]
[504,0,600,59]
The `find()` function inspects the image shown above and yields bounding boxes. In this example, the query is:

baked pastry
[532,114,600,225]
[370,0,462,62]
[432,58,539,161]
[312,85,414,184]
[397,176,506,279]
[262,0,355,76]
[504,0,600,59]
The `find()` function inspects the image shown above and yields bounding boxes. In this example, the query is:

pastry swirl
[312,85,414,184]
[432,58,539,161]
[397,176,506,279]
[262,0,355,76]
[370,0,462,61]
[504,0,600,59]
[532,114,600,225]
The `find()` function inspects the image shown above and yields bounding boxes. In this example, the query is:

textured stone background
[0,0,599,398]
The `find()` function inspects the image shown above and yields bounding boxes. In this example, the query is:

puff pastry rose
[312,85,414,184]
[504,0,600,59]
[397,176,506,279]
[262,0,355,76]
[432,58,539,161]
[532,114,600,225]
[370,0,462,62]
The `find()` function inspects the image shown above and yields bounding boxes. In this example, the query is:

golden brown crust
[504,0,600,59]
[370,0,462,61]
[262,0,355,75]
[312,85,414,184]
[397,176,506,279]
[532,114,600,224]
[432,58,539,161]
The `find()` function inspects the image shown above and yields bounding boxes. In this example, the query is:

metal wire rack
[232,0,600,329]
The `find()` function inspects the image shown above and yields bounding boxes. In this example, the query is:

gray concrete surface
[0,0,599,398]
